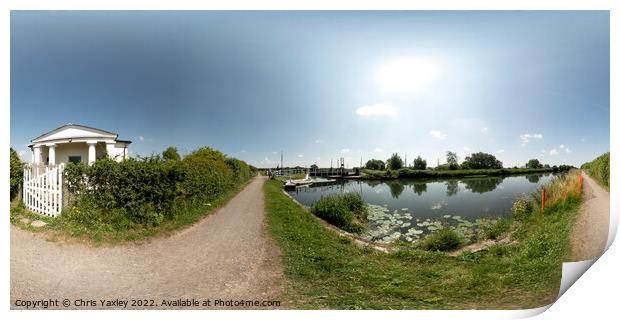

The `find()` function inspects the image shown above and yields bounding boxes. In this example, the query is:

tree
[364,159,386,170]
[386,153,404,170]
[446,151,459,170]
[10,148,23,200]
[162,146,181,161]
[461,152,503,169]
[310,164,319,170]
[412,156,427,170]
[526,159,543,169]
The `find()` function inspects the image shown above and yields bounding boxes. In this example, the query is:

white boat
[284,173,313,189]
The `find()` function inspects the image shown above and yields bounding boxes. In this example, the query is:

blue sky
[11,11,609,168]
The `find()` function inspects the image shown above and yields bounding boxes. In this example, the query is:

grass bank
[361,167,563,180]
[581,152,610,190]
[264,172,581,309]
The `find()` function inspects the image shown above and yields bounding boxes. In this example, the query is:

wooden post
[541,188,546,211]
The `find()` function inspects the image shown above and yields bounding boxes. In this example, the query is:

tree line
[365,151,569,171]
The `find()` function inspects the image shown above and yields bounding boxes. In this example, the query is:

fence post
[541,188,546,212]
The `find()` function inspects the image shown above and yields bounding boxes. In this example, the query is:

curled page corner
[558,260,597,298]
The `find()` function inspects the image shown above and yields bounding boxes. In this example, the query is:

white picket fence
[23,163,65,217]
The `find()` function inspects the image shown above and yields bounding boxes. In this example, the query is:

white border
[2,1,617,320]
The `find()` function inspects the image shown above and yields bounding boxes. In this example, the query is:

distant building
[28,123,131,165]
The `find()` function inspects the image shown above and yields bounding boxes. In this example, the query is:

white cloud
[519,133,543,145]
[261,157,275,165]
[481,127,489,134]
[314,139,323,144]
[374,148,384,153]
[138,136,145,142]
[496,149,505,154]
[549,149,559,156]
[429,130,447,139]
[558,144,571,153]
[341,148,350,154]
[297,154,304,158]
[355,103,398,117]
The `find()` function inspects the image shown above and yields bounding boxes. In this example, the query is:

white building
[29,124,131,165]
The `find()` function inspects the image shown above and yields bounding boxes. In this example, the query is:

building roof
[31,123,131,145]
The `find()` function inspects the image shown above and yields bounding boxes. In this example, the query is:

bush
[10,148,23,200]
[511,198,533,221]
[311,193,367,233]
[478,219,510,240]
[63,146,254,228]
[421,228,465,251]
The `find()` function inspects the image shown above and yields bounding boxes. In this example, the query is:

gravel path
[570,172,610,261]
[11,176,284,309]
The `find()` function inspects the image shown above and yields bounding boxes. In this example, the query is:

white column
[47,144,56,165]
[87,141,97,165]
[33,146,41,164]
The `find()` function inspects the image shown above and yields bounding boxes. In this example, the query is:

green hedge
[10,148,23,200]
[581,152,610,189]
[63,147,256,228]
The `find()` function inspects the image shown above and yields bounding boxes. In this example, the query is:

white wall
[54,143,89,164]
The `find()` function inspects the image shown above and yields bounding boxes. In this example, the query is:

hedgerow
[62,147,256,229]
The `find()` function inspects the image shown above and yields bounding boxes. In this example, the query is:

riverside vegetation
[10,146,256,243]
[265,170,583,309]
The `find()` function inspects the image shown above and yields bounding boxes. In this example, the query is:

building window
[68,156,82,164]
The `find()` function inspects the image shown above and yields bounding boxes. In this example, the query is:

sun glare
[376,57,439,95]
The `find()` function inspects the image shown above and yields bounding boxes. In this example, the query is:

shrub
[511,198,533,221]
[478,219,510,240]
[62,146,254,229]
[421,228,465,251]
[311,193,367,233]
[10,148,23,200]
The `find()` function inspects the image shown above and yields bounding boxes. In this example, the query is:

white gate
[23,163,65,217]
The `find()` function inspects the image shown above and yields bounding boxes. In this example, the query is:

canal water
[287,173,558,243]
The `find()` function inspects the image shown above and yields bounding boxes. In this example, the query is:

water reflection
[445,180,459,197]
[387,180,405,198]
[526,174,541,183]
[412,182,427,196]
[462,176,505,194]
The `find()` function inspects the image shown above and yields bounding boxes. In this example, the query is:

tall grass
[536,171,582,211]
[311,193,367,233]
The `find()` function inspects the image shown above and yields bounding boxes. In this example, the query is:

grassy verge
[264,173,581,309]
[10,178,254,245]
[362,167,562,180]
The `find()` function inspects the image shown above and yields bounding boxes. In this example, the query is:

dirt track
[570,172,610,261]
[11,176,284,309]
